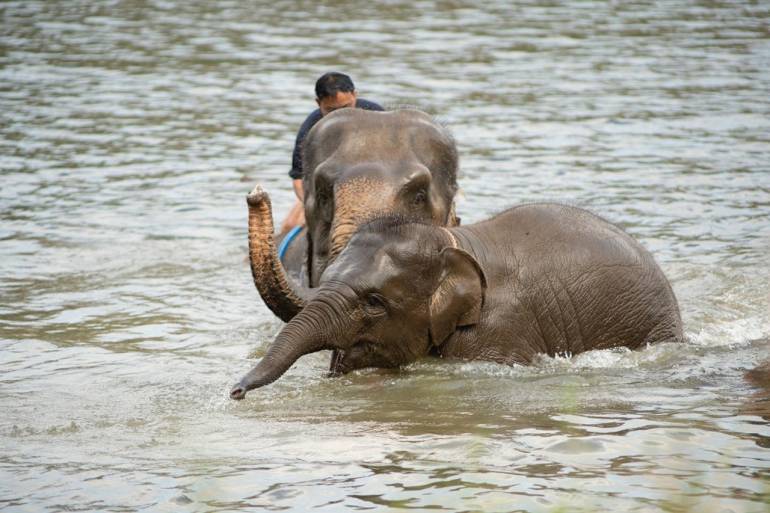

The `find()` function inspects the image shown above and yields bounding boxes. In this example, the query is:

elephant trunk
[247,185,314,322]
[329,178,395,260]
[230,291,347,399]
[326,179,459,260]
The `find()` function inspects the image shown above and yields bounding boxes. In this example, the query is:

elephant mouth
[328,338,376,375]
[329,340,402,376]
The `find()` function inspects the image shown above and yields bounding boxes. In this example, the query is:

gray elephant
[251,108,460,323]
[231,191,683,399]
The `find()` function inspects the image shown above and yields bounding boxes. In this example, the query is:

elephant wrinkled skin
[231,201,683,399]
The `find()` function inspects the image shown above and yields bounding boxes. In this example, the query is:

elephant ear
[429,247,487,347]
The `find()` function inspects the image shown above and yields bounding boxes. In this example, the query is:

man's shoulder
[299,108,323,131]
[355,98,384,111]
[295,109,323,143]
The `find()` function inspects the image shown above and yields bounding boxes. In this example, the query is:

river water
[1,1,769,512]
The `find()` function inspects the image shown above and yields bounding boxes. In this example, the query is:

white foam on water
[689,315,769,348]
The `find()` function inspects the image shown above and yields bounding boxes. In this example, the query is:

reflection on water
[2,1,770,512]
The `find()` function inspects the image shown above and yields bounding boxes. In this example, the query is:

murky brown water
[2,1,770,511]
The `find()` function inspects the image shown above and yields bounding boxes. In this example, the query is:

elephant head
[302,109,459,286]
[248,109,460,324]
[231,217,485,399]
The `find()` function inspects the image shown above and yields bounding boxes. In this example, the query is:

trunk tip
[247,184,268,207]
[230,384,247,400]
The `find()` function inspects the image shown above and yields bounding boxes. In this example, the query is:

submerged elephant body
[250,109,459,323]
[232,199,683,399]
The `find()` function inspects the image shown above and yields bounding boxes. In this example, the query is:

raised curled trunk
[247,185,313,322]
[230,292,344,399]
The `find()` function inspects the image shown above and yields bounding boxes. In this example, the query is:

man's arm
[292,179,304,201]
[280,179,305,234]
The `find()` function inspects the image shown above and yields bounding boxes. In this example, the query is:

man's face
[317,91,357,116]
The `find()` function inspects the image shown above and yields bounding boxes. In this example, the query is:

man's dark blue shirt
[289,99,384,179]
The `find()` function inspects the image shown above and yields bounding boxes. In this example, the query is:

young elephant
[231,198,683,399]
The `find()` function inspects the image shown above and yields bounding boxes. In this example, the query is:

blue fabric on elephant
[278,225,303,263]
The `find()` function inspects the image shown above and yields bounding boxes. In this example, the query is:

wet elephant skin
[232,202,683,399]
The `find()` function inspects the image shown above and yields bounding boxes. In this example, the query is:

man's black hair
[315,72,355,100]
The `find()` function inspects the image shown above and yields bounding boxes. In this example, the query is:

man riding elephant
[252,98,461,323]
[279,72,384,234]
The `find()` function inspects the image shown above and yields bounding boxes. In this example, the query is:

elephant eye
[413,190,427,206]
[364,293,387,314]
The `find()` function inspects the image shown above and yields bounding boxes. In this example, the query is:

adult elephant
[231,201,683,399]
[249,108,460,322]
